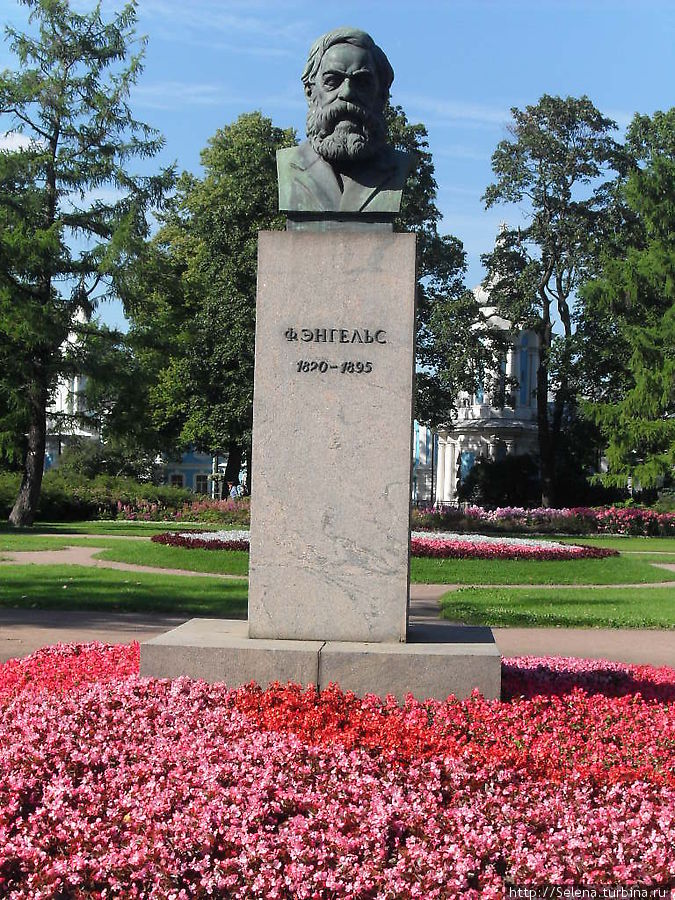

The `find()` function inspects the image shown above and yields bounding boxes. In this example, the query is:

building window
[170,474,184,488]
[194,474,209,494]
[460,451,476,480]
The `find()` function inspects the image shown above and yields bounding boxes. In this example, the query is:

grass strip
[94,543,250,576]
[440,586,675,629]
[556,535,675,553]
[0,536,134,552]
[0,565,247,616]
[410,555,673,585]
[95,544,673,583]
[2,533,673,585]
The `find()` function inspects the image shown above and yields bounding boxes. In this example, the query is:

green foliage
[75,322,172,466]
[580,109,675,490]
[0,470,192,521]
[386,104,498,424]
[482,95,623,504]
[125,112,295,472]
[55,435,163,482]
[457,454,541,508]
[0,0,172,524]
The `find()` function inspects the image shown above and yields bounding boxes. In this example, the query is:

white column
[444,440,454,501]
[435,439,446,503]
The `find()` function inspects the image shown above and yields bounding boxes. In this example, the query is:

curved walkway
[2,545,674,589]
[1,606,673,667]
[1,543,674,667]
[0,546,247,579]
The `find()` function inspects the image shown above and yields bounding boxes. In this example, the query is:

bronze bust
[277,27,413,219]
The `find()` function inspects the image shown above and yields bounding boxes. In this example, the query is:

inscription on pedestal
[248,230,416,643]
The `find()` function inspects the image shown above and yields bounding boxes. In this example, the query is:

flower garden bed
[414,504,675,537]
[1,643,673,897]
[151,529,619,560]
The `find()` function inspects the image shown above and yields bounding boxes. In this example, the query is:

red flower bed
[152,531,249,551]
[152,531,619,560]
[410,537,618,560]
[1,644,673,898]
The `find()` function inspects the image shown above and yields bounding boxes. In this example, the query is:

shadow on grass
[0,566,248,617]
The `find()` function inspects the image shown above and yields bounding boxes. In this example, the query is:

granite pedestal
[248,230,416,643]
[141,619,502,702]
[140,229,501,700]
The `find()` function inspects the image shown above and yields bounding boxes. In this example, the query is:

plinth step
[141,618,501,701]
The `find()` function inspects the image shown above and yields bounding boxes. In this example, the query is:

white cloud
[433,144,491,162]
[398,94,510,128]
[0,131,41,151]
[131,80,303,113]
[139,0,308,49]
[131,81,244,109]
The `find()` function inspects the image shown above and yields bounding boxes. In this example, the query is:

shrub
[37,472,194,521]
[411,504,675,536]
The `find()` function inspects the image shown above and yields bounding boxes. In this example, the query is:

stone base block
[140,619,321,687]
[141,619,502,701]
[321,622,501,701]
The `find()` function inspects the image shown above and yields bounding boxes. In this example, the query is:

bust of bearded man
[277,27,413,221]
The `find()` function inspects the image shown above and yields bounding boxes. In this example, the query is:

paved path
[2,546,674,587]
[1,543,673,667]
[2,605,673,666]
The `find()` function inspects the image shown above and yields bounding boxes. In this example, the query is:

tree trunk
[223,441,243,486]
[535,333,555,508]
[9,383,48,526]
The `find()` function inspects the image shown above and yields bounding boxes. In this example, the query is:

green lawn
[557,535,675,553]
[409,554,673,585]
[440,585,675,629]
[89,543,675,584]
[0,565,247,615]
[95,543,250,576]
[2,531,674,585]
[0,535,129,552]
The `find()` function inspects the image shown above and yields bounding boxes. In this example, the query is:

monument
[142,27,501,701]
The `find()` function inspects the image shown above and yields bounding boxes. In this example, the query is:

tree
[579,109,675,491]
[73,321,171,479]
[0,0,172,525]
[457,454,541,508]
[125,112,296,487]
[387,104,500,426]
[482,95,622,505]
[128,106,477,484]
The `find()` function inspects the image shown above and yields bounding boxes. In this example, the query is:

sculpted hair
[301,27,394,105]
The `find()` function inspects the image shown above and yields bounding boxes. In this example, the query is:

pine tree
[580,109,675,490]
[0,0,172,524]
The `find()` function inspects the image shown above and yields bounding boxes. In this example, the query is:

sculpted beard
[307,94,386,163]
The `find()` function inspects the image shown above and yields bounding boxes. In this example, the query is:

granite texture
[320,626,502,701]
[140,618,321,687]
[140,618,502,701]
[249,231,416,643]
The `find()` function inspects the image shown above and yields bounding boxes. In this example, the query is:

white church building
[413,278,540,506]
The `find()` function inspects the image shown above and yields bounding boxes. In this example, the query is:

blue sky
[1,0,673,329]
